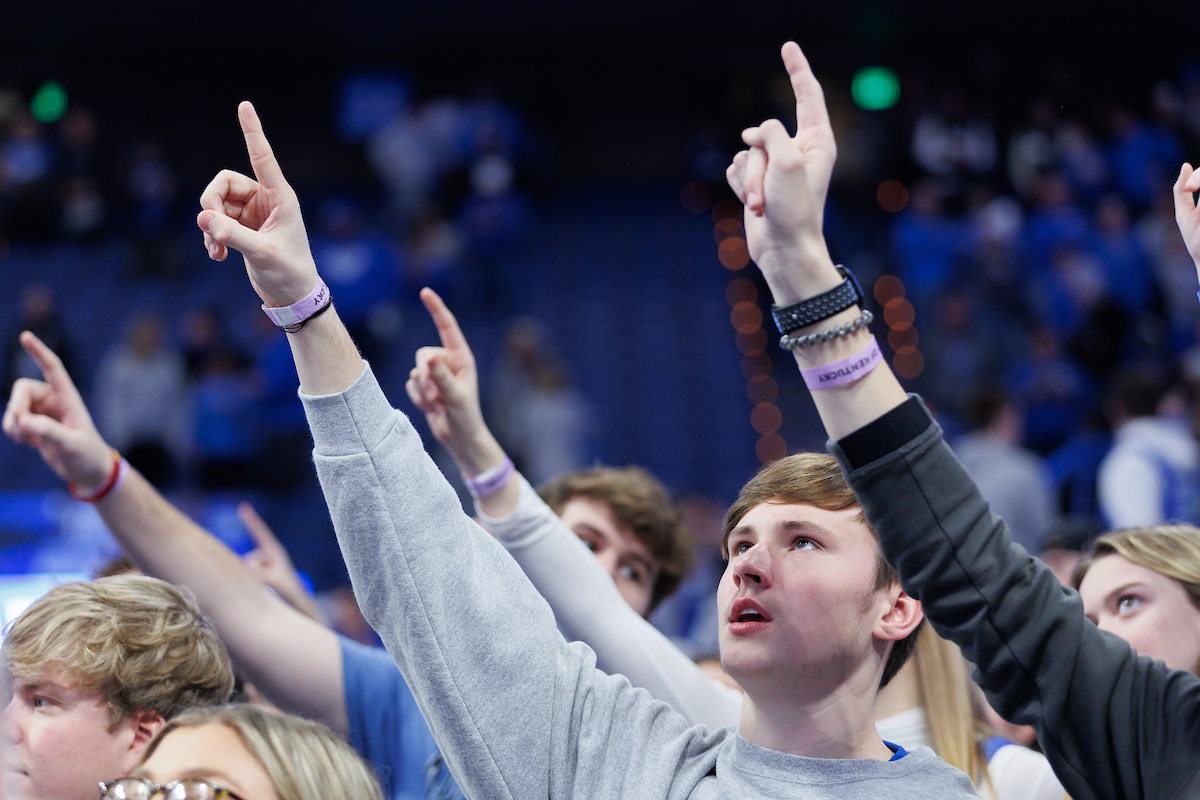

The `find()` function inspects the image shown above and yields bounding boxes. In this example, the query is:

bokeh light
[756,433,787,464]
[874,274,905,305]
[851,67,900,111]
[893,349,925,379]
[718,236,751,270]
[30,81,67,123]
[730,300,763,334]
[715,217,742,235]
[711,199,742,225]
[887,326,919,351]
[876,180,909,213]
[725,277,757,305]
[746,374,778,404]
[751,403,783,435]
[741,353,773,379]
[883,297,915,330]
[680,181,713,214]
[736,329,769,356]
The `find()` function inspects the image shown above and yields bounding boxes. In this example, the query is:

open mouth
[730,598,772,624]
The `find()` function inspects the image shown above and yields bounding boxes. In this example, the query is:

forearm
[96,469,347,732]
[483,477,744,729]
[448,426,520,519]
[285,307,366,396]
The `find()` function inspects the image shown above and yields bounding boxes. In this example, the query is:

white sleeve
[479,475,744,730]
[986,743,1066,800]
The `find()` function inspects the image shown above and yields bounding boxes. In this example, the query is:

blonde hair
[2,575,234,727]
[1073,524,1200,610]
[914,626,993,794]
[142,705,384,800]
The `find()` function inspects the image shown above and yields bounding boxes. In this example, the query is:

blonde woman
[102,704,384,800]
[1073,524,1200,674]
[877,627,1065,800]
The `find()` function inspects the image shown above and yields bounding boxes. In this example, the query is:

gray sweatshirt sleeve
[479,475,745,730]
[301,366,718,800]
[829,397,1200,800]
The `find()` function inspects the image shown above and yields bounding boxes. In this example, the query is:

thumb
[198,209,265,258]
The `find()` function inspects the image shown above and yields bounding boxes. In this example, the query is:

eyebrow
[1105,581,1148,600]
[724,518,835,554]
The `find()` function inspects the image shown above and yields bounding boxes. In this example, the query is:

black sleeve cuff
[836,396,934,470]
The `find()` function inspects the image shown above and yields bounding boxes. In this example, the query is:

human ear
[120,710,167,771]
[875,589,923,643]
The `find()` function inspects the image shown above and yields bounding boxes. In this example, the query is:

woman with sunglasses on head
[100,705,384,800]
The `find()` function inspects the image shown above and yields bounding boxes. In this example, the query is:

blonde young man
[1,575,233,800]
[186,47,978,798]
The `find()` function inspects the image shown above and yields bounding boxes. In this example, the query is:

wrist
[450,430,508,478]
[756,240,840,304]
[69,449,129,503]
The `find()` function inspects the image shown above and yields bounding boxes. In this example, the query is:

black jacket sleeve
[830,397,1200,800]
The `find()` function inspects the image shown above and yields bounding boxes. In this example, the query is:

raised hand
[2,331,114,492]
[726,42,840,302]
[404,288,503,475]
[1173,163,1200,282]
[197,102,320,308]
[238,501,324,622]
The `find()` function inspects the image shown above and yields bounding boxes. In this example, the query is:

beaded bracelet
[779,309,874,350]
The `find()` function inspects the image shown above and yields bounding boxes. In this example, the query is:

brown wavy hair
[538,466,692,614]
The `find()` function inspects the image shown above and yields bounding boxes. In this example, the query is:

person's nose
[732,542,772,589]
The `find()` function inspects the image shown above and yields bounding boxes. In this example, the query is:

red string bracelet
[69,449,128,503]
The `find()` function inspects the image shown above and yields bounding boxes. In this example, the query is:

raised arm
[731,42,1200,800]
[197,102,714,800]
[1,332,347,733]
[404,287,518,518]
[405,289,743,729]
[727,42,907,438]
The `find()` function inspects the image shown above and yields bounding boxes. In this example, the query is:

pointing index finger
[19,331,75,394]
[238,101,288,191]
[781,41,835,148]
[419,288,471,356]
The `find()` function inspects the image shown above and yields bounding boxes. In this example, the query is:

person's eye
[618,564,645,584]
[575,533,599,552]
[793,537,817,551]
[31,696,52,709]
[732,540,752,555]
[1117,595,1143,614]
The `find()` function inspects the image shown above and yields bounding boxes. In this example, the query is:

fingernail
[207,243,218,258]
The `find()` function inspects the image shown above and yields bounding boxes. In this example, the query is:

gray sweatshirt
[302,365,979,799]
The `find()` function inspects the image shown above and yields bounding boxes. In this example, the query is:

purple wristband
[465,456,515,498]
[799,336,883,390]
[262,278,331,331]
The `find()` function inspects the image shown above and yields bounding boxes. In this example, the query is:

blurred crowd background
[5,0,1200,623]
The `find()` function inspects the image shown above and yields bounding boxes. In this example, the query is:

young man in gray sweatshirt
[187,43,978,798]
